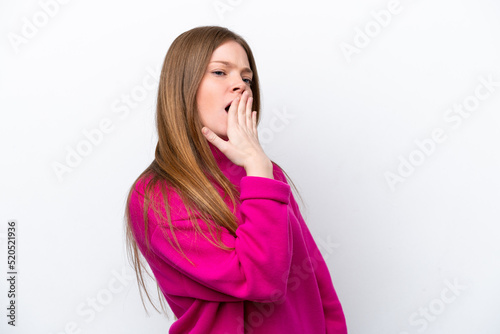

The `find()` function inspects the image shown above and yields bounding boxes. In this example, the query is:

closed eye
[212,71,225,76]
[212,70,252,85]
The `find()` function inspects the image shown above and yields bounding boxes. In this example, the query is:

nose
[231,78,249,95]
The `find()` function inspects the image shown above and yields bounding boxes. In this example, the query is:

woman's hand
[201,91,273,179]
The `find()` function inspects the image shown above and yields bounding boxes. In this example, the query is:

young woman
[124,26,347,333]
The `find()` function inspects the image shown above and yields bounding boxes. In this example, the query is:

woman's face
[196,40,254,140]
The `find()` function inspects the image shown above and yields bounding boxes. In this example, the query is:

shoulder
[128,173,156,211]
[128,172,195,225]
[130,172,184,204]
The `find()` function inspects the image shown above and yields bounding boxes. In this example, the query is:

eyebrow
[209,60,253,75]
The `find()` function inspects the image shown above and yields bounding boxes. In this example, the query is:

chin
[215,129,228,140]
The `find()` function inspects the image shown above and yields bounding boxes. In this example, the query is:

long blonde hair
[124,26,303,316]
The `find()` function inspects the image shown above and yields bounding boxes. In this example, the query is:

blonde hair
[124,26,302,317]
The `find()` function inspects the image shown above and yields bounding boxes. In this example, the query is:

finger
[246,96,253,131]
[227,96,240,130]
[202,127,226,151]
[252,111,257,134]
[238,91,249,127]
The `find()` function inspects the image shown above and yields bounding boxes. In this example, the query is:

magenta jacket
[128,142,347,333]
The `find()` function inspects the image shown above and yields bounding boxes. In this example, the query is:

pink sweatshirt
[128,142,347,333]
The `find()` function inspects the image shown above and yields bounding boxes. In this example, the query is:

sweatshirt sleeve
[129,175,293,304]
[287,190,348,333]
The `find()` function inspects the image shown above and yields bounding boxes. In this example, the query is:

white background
[1,0,499,333]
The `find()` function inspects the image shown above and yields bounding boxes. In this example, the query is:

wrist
[244,157,274,179]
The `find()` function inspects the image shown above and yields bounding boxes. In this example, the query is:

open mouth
[224,102,232,112]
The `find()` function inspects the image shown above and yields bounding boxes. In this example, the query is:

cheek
[196,77,211,103]
[196,91,213,118]
[198,82,218,107]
